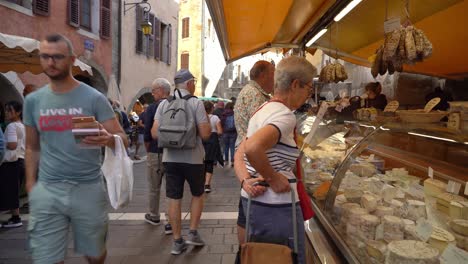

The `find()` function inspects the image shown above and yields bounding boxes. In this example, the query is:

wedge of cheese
[423,178,447,198]
[386,240,439,264]
[436,193,467,215]
[428,226,455,253]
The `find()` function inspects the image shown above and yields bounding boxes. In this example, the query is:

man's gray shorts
[28,180,109,264]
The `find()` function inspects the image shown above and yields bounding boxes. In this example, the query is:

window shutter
[162,24,169,63]
[182,18,189,38]
[33,0,49,16]
[153,17,161,60]
[135,5,143,53]
[68,0,80,27]
[167,24,172,65]
[181,53,189,69]
[147,13,155,57]
[100,0,111,39]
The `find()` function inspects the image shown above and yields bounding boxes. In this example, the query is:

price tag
[465,182,468,196]
[447,181,462,194]
[301,102,329,151]
[384,17,401,34]
[375,223,384,240]
[415,218,433,242]
[384,101,399,112]
[440,244,468,264]
[424,97,441,113]
[428,167,434,179]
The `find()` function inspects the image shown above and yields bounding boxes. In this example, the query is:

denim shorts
[28,180,109,264]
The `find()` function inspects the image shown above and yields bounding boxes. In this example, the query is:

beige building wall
[178,0,203,95]
[120,0,179,109]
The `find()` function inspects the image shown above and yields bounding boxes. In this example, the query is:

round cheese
[344,189,364,204]
[359,214,380,240]
[406,200,427,221]
[428,226,455,253]
[366,240,387,262]
[386,240,439,264]
[374,206,394,218]
[451,219,468,236]
[383,215,404,242]
[361,194,378,212]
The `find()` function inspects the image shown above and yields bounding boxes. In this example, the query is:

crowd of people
[0,33,321,264]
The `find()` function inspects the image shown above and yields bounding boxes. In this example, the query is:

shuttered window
[161,23,168,63]
[181,53,189,69]
[135,5,143,53]
[100,0,111,39]
[153,16,161,60]
[182,17,189,38]
[167,24,172,65]
[33,0,49,16]
[147,13,155,57]
[69,0,80,27]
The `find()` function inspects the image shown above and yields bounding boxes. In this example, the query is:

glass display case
[298,118,468,264]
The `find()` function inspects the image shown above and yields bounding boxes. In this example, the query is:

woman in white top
[202,101,223,193]
[0,101,25,228]
[234,56,316,264]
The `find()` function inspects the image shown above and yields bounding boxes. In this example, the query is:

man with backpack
[221,102,236,167]
[151,69,211,255]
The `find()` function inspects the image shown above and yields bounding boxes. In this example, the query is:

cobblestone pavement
[0,154,241,264]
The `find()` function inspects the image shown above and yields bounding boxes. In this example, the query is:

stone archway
[128,87,152,113]
[0,74,22,125]
[76,57,109,94]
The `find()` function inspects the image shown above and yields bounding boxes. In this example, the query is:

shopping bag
[295,159,315,220]
[3,148,18,162]
[101,135,134,209]
[238,182,299,264]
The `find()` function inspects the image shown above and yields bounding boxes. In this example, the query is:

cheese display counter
[298,119,468,264]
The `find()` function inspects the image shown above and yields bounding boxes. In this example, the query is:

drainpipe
[201,0,205,96]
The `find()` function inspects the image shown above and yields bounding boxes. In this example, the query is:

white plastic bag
[101,135,134,209]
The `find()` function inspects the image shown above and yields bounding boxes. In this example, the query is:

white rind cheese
[366,240,387,262]
[361,194,379,212]
[374,206,394,218]
[423,178,447,198]
[386,240,439,264]
[428,226,455,253]
[451,219,468,236]
[383,215,404,242]
[406,200,427,221]
[359,214,380,240]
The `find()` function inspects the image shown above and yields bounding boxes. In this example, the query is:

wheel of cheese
[404,224,420,240]
[361,194,378,212]
[451,228,468,250]
[428,226,455,253]
[383,215,404,242]
[406,200,427,221]
[344,189,364,204]
[349,208,368,225]
[386,240,439,264]
[451,219,468,236]
[423,178,447,198]
[366,240,387,262]
[359,214,380,240]
[387,199,405,217]
[374,206,394,218]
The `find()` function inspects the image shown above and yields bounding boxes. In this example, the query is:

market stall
[207,1,468,263]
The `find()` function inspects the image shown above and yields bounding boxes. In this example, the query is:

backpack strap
[182,94,197,100]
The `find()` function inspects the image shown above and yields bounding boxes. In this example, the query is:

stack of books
[72,116,100,149]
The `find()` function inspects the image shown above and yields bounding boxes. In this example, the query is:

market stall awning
[313,0,467,79]
[206,0,340,63]
[0,32,93,75]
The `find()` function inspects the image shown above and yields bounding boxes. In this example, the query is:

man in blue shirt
[23,34,127,264]
[143,78,171,236]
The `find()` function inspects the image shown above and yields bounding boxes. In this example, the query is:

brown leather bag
[238,182,298,264]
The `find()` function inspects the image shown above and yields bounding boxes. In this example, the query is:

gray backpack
[158,88,197,149]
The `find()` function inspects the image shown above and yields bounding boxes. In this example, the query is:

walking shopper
[221,102,236,167]
[234,56,317,264]
[233,60,275,243]
[143,78,173,235]
[23,34,127,264]
[0,101,25,228]
[152,69,211,255]
[203,101,223,193]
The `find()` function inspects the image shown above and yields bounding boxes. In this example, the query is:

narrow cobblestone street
[0,158,241,264]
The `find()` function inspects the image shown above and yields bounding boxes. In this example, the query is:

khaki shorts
[28,180,109,264]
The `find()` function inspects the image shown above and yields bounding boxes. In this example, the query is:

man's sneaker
[164,223,173,235]
[1,217,22,228]
[171,239,188,255]
[144,213,161,226]
[186,231,205,246]
[204,185,211,193]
